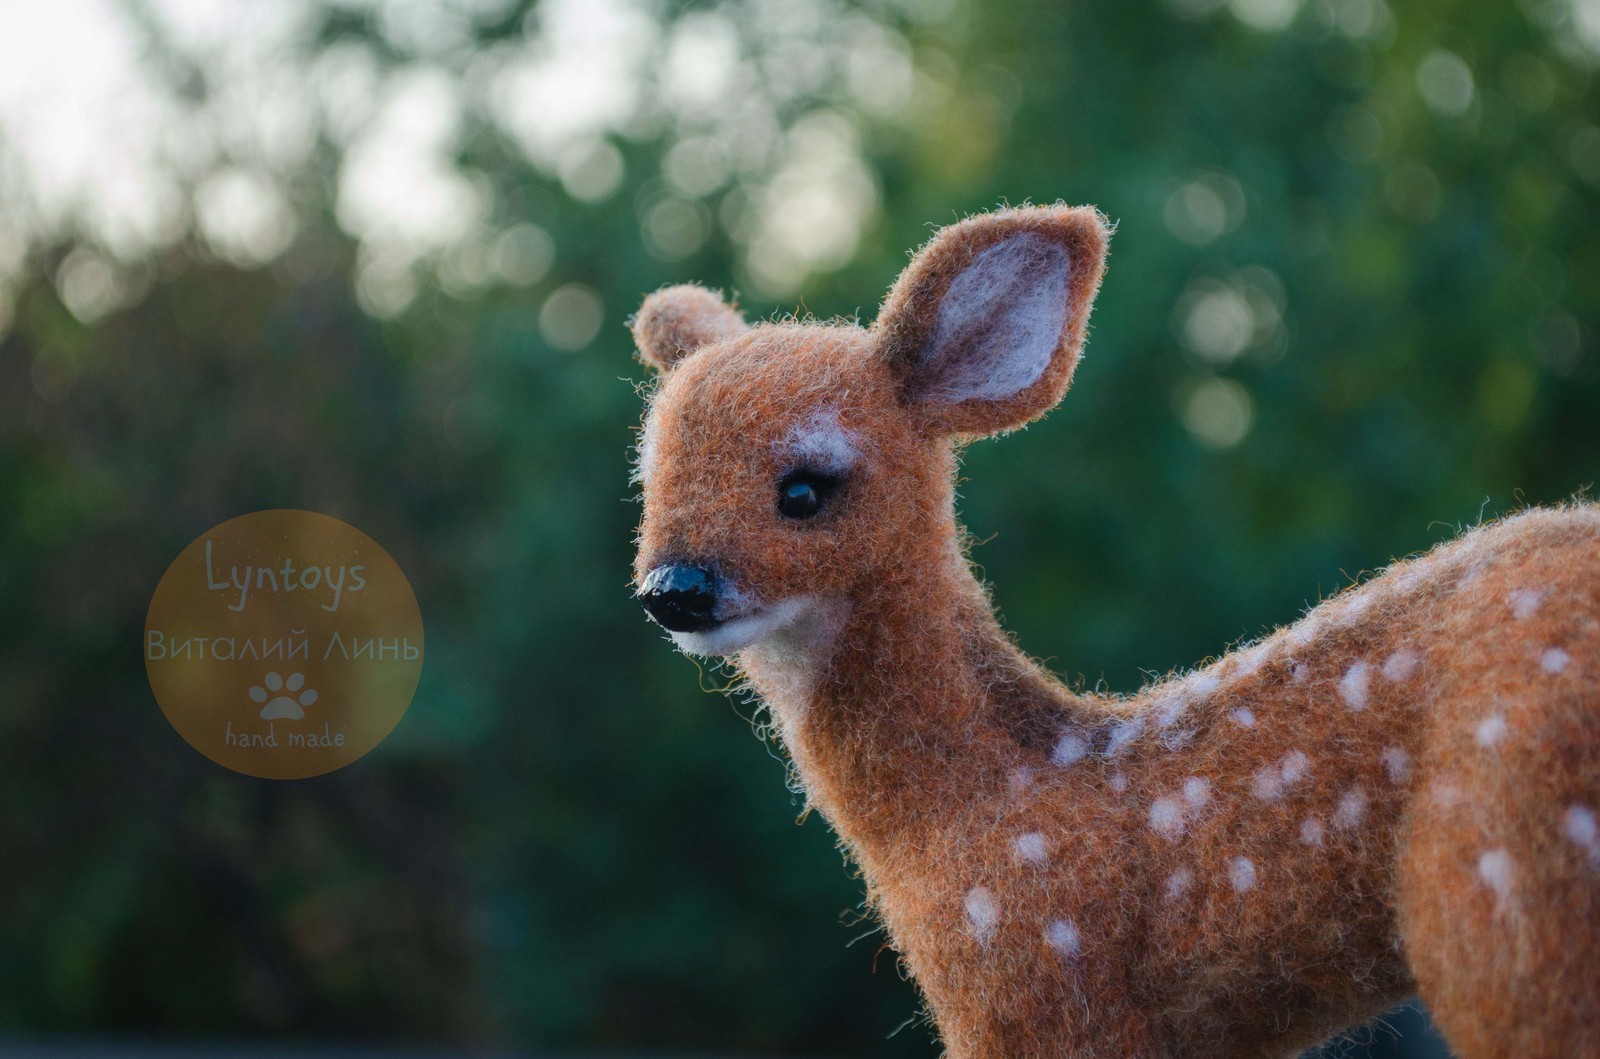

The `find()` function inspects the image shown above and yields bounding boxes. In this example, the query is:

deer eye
[777,470,842,520]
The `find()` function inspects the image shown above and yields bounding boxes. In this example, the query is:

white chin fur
[670,596,821,657]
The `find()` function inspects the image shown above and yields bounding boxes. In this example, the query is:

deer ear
[631,285,748,374]
[873,205,1111,436]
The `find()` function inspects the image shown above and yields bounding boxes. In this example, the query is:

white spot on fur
[1289,617,1322,647]
[1232,642,1271,679]
[1476,713,1508,748]
[1053,732,1089,767]
[1564,805,1600,866]
[1229,707,1256,728]
[1152,690,1189,730]
[1382,649,1420,682]
[1104,716,1145,756]
[1457,557,1491,587]
[965,886,1000,944]
[1431,782,1468,810]
[1508,588,1544,620]
[920,233,1072,403]
[1335,591,1375,627]
[776,408,861,474]
[1290,661,1310,684]
[1299,818,1325,846]
[1151,676,1210,742]
[1332,788,1368,830]
[1164,868,1193,901]
[1541,647,1571,674]
[1229,857,1257,892]
[1008,767,1035,795]
[1381,747,1411,783]
[1150,796,1186,838]
[1339,662,1372,710]
[1477,849,1514,903]
[1151,779,1215,838]
[1393,563,1430,595]
[1108,771,1129,794]
[1013,832,1049,866]
[1253,750,1311,802]
[1161,726,1197,751]
[1044,918,1082,958]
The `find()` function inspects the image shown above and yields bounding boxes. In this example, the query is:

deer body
[629,206,1600,1058]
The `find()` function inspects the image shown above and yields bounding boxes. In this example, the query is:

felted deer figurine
[628,204,1600,1058]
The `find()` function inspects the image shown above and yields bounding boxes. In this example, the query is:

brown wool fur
[628,204,1600,1058]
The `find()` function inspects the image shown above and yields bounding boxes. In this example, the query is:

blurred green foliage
[0,0,1596,1055]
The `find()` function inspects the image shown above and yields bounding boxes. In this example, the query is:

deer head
[631,205,1111,658]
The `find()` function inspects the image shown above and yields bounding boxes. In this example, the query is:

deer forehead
[637,325,889,484]
[776,409,862,473]
[639,402,867,487]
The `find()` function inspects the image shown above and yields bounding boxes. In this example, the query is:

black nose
[638,564,721,633]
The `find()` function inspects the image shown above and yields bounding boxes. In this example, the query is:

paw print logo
[249,672,319,720]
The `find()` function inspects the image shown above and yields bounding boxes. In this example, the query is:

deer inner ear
[911,233,1072,404]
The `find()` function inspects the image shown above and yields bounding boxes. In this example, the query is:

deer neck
[738,535,1093,858]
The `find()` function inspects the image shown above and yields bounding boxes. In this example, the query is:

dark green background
[1,0,1595,1055]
